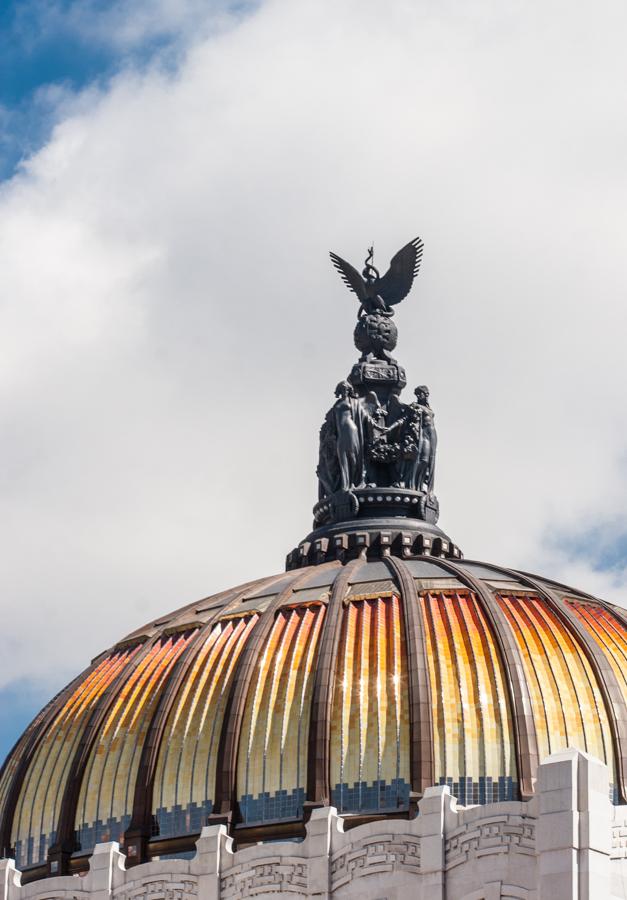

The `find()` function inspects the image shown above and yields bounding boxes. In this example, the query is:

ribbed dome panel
[12,647,139,867]
[421,591,517,805]
[496,593,614,787]
[330,594,410,814]
[2,559,627,878]
[237,603,325,824]
[153,615,258,838]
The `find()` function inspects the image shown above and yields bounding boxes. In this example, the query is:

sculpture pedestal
[286,513,461,570]
[313,486,439,528]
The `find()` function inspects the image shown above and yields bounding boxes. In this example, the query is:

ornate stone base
[348,356,406,402]
[313,487,439,528]
[3,751,625,899]
[286,515,462,570]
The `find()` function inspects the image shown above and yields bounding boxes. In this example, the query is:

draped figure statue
[332,381,366,491]
[413,385,437,493]
[317,381,370,497]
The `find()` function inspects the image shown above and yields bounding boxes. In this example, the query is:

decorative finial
[314,235,438,529]
[330,236,423,318]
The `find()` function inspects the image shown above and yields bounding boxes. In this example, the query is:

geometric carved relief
[113,877,198,900]
[220,861,308,898]
[445,815,535,869]
[331,834,421,889]
[611,823,627,858]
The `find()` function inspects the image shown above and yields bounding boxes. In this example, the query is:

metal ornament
[315,237,438,528]
[330,238,424,318]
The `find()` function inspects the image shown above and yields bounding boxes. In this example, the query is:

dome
[4,236,627,887]
[1,554,626,879]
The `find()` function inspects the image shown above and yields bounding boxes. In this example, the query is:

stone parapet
[2,752,625,900]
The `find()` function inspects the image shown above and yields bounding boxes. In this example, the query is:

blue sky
[2,2,98,177]
[3,2,117,178]
[0,0,202,179]
[0,681,53,761]
[0,2,116,104]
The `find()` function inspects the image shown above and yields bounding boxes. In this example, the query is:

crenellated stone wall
[2,750,625,900]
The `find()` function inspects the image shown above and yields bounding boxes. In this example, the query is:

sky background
[1,0,627,760]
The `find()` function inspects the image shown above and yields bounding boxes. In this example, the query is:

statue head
[335,380,354,400]
[414,385,429,404]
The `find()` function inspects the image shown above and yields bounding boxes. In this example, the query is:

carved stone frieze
[445,816,535,869]
[330,835,420,889]
[220,860,308,898]
[611,823,627,858]
[113,877,197,900]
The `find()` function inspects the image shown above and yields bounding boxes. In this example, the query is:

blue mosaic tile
[238,787,306,824]
[331,778,410,814]
[75,813,131,854]
[438,775,517,805]
[153,799,214,837]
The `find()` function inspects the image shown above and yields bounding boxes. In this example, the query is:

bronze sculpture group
[315,238,438,526]
[318,382,437,496]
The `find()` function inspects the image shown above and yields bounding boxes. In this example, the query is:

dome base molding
[286,516,462,570]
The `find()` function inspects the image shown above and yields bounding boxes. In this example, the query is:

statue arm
[383,417,405,436]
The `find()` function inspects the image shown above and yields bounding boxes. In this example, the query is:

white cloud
[2,0,627,695]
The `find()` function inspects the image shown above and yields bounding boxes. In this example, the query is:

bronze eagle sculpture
[330,237,424,317]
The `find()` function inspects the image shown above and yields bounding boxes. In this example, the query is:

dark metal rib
[0,656,106,860]
[503,566,627,804]
[432,559,539,800]
[50,576,273,870]
[518,568,627,631]
[306,559,359,804]
[214,564,338,819]
[49,636,161,869]
[385,557,434,796]
[122,577,278,861]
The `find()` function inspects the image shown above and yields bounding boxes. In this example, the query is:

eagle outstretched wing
[376,237,424,306]
[329,252,368,303]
